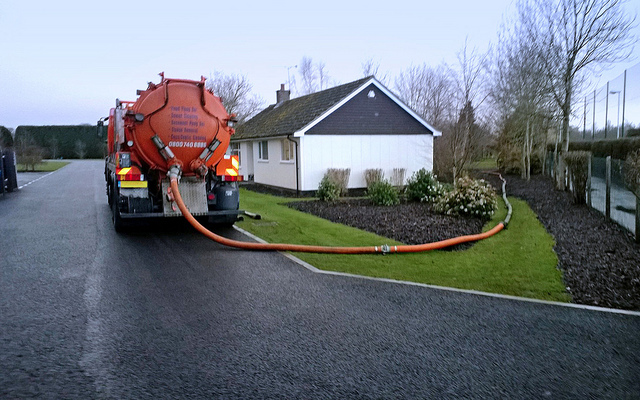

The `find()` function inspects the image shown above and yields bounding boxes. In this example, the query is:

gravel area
[282,174,640,311]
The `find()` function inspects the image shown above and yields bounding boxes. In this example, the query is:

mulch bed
[288,199,485,251]
[254,175,640,311]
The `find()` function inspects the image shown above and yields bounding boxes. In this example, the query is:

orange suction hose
[170,177,507,254]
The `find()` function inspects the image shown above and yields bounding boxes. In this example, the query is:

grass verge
[18,160,70,172]
[236,189,570,302]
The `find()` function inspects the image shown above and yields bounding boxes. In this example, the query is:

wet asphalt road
[1,160,639,399]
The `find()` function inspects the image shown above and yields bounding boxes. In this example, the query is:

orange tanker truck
[102,74,242,231]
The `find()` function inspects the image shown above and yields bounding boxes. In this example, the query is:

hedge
[0,126,13,148]
[548,137,640,160]
[14,125,106,159]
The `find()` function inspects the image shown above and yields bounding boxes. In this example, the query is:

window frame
[229,142,241,166]
[258,140,269,161]
[281,139,295,163]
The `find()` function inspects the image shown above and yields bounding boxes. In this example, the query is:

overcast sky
[0,0,638,129]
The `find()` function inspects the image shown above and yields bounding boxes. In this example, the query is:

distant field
[17,160,70,172]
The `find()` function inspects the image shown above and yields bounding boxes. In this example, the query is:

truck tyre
[107,180,113,207]
[111,183,125,232]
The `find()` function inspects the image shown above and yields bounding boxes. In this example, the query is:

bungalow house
[230,76,441,193]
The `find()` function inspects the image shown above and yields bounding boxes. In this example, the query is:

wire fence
[572,62,640,141]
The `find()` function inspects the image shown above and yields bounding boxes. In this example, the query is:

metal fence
[545,152,639,240]
[572,62,640,140]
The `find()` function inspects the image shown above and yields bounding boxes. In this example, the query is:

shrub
[406,168,445,203]
[364,168,384,187]
[326,168,350,196]
[317,176,340,201]
[367,180,400,206]
[435,177,497,220]
[563,151,590,204]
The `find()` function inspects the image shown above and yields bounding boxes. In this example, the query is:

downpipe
[169,174,512,254]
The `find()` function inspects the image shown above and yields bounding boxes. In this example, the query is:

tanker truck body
[104,74,242,231]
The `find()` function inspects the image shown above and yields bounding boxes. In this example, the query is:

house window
[258,140,269,161]
[229,142,241,166]
[281,139,295,162]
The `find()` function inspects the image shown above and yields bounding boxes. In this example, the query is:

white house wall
[252,139,298,190]
[300,134,433,191]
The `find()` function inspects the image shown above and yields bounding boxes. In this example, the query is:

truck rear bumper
[119,209,244,219]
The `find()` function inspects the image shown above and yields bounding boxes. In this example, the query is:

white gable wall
[299,134,433,191]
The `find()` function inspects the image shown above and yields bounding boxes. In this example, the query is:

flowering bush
[435,177,497,219]
[367,180,400,206]
[406,168,445,203]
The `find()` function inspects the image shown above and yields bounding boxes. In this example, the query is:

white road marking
[18,170,58,189]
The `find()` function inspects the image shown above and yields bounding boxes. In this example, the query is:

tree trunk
[556,78,573,190]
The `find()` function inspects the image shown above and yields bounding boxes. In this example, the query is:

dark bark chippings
[281,174,640,311]
[288,199,484,251]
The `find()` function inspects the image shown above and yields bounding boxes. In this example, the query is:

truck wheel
[107,181,113,207]
[111,183,126,232]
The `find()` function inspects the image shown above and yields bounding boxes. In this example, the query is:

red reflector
[207,193,215,201]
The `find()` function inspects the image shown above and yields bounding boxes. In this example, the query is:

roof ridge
[281,75,373,104]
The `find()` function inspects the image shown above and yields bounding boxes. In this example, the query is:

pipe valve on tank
[151,135,183,177]
[151,135,175,161]
[189,138,222,178]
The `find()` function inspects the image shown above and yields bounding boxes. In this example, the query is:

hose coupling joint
[168,164,182,181]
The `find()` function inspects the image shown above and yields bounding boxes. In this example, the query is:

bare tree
[298,56,317,95]
[15,130,43,171]
[490,13,556,180]
[361,58,389,83]
[447,41,491,181]
[517,0,635,187]
[206,72,265,125]
[316,61,330,91]
[293,56,332,96]
[394,63,455,130]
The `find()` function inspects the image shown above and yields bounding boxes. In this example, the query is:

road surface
[1,160,639,398]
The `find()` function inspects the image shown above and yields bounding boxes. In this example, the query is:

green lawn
[236,189,570,302]
[469,158,498,170]
[18,160,70,172]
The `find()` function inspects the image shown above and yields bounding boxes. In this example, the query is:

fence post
[587,153,592,208]
[636,196,640,243]
[605,156,611,219]
[605,81,609,139]
[622,69,627,138]
[592,90,596,140]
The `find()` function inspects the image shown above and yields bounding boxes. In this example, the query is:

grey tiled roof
[233,76,373,140]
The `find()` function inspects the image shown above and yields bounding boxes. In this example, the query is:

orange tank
[124,74,235,176]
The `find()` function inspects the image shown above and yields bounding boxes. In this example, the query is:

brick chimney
[276,84,290,103]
